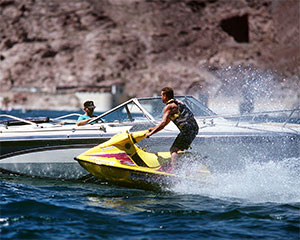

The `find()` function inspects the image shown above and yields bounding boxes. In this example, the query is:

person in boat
[77,100,97,126]
[145,87,199,171]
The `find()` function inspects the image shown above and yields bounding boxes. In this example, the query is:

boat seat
[131,148,161,168]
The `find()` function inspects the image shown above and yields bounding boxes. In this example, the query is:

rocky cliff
[0,0,299,111]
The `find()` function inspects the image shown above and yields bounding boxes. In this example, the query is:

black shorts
[171,119,199,151]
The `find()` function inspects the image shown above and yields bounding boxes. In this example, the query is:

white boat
[0,96,299,179]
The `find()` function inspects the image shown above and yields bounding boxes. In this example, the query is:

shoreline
[1,92,299,116]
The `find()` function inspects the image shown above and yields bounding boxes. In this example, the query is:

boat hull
[0,147,93,179]
[142,133,300,172]
[1,132,299,179]
[1,133,298,179]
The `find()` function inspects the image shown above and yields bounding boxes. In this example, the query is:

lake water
[1,109,299,239]
[1,157,299,240]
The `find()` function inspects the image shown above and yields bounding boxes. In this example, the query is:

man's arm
[77,118,90,126]
[146,106,171,137]
[76,117,96,126]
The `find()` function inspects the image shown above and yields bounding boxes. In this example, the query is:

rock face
[0,0,299,111]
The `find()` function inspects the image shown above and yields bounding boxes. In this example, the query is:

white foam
[172,157,300,203]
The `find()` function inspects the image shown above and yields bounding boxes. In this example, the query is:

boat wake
[171,157,300,203]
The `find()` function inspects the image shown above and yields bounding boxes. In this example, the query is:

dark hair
[84,101,95,108]
[161,87,174,100]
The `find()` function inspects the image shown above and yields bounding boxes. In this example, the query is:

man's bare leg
[170,146,179,170]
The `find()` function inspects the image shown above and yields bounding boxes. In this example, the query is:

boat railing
[51,113,81,121]
[195,108,300,129]
[282,108,300,127]
[0,114,39,127]
[0,113,82,127]
[51,113,81,124]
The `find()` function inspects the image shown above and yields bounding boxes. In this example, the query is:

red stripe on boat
[86,153,131,160]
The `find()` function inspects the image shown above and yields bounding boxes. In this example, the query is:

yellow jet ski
[74,130,210,190]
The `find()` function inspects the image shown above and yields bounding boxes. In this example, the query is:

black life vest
[167,99,196,131]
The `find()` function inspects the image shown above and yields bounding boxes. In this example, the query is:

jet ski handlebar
[130,130,150,144]
[98,130,149,148]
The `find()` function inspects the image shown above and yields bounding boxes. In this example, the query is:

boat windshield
[98,100,150,123]
[97,96,216,123]
[137,96,216,120]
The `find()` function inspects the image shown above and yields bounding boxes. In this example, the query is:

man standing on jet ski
[145,87,199,171]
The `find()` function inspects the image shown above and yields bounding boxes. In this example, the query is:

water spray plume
[207,65,295,114]
[172,157,300,204]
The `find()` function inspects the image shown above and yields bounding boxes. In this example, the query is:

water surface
[1,157,299,240]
